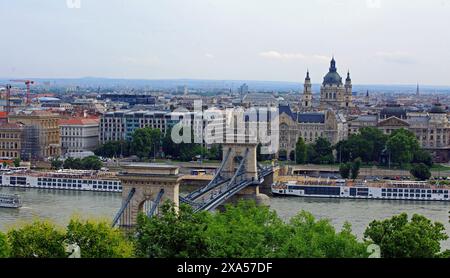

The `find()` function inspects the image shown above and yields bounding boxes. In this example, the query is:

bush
[135,202,210,258]
[339,163,351,179]
[66,218,134,258]
[410,163,431,181]
[7,220,66,258]
[364,213,448,258]
[0,232,10,258]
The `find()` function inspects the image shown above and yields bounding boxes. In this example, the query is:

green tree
[81,156,103,170]
[0,231,10,258]
[295,137,307,164]
[205,201,286,258]
[386,129,420,166]
[350,158,362,180]
[162,127,180,158]
[289,150,295,161]
[309,137,334,164]
[13,157,21,167]
[359,127,388,162]
[65,218,134,258]
[63,157,82,169]
[413,149,433,167]
[50,157,63,170]
[135,202,210,258]
[208,144,222,161]
[7,221,66,258]
[94,141,131,158]
[410,163,431,181]
[131,128,156,159]
[364,213,448,258]
[339,163,351,179]
[306,144,317,163]
[277,211,368,258]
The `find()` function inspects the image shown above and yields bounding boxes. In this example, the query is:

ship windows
[444,195,448,199]
[387,189,392,192]
[399,194,403,197]
[382,193,386,197]
[416,194,420,197]
[392,189,398,193]
[93,185,97,189]
[421,194,426,198]
[427,194,431,198]
[404,194,408,197]
[382,189,386,192]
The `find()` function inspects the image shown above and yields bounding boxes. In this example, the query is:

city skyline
[1,0,450,86]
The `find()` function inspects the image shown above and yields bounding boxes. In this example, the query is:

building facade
[8,110,61,160]
[278,104,347,159]
[0,123,24,159]
[60,118,100,154]
[347,101,450,162]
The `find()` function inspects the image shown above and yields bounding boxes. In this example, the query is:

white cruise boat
[0,193,22,208]
[0,169,122,193]
[272,179,450,201]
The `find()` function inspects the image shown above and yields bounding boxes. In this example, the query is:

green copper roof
[323,57,343,85]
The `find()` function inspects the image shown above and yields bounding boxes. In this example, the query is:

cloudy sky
[1,0,450,85]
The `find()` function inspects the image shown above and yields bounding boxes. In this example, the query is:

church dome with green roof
[322,57,343,86]
[429,101,446,114]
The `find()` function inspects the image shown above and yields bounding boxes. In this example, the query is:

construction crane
[0,83,12,113]
[10,79,34,105]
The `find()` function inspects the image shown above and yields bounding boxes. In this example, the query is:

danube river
[1,187,450,248]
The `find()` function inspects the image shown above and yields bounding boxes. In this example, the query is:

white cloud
[259,51,306,60]
[312,54,330,62]
[259,51,331,63]
[375,51,416,64]
[205,53,215,59]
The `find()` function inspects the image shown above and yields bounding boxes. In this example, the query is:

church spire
[329,57,337,72]
[346,70,351,82]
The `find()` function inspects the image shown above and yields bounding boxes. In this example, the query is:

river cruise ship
[0,193,22,208]
[0,169,122,193]
[272,178,450,201]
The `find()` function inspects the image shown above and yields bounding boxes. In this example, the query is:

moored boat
[272,178,450,201]
[0,193,22,208]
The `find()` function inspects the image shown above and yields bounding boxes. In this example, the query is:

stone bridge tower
[222,141,258,182]
[117,163,182,227]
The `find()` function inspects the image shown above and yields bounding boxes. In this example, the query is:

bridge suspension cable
[147,189,165,217]
[111,188,136,227]
[185,148,232,200]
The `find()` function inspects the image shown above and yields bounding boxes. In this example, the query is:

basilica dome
[429,102,446,114]
[322,57,343,86]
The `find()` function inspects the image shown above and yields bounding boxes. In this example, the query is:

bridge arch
[114,164,181,227]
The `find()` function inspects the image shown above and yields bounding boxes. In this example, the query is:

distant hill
[1,77,450,94]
